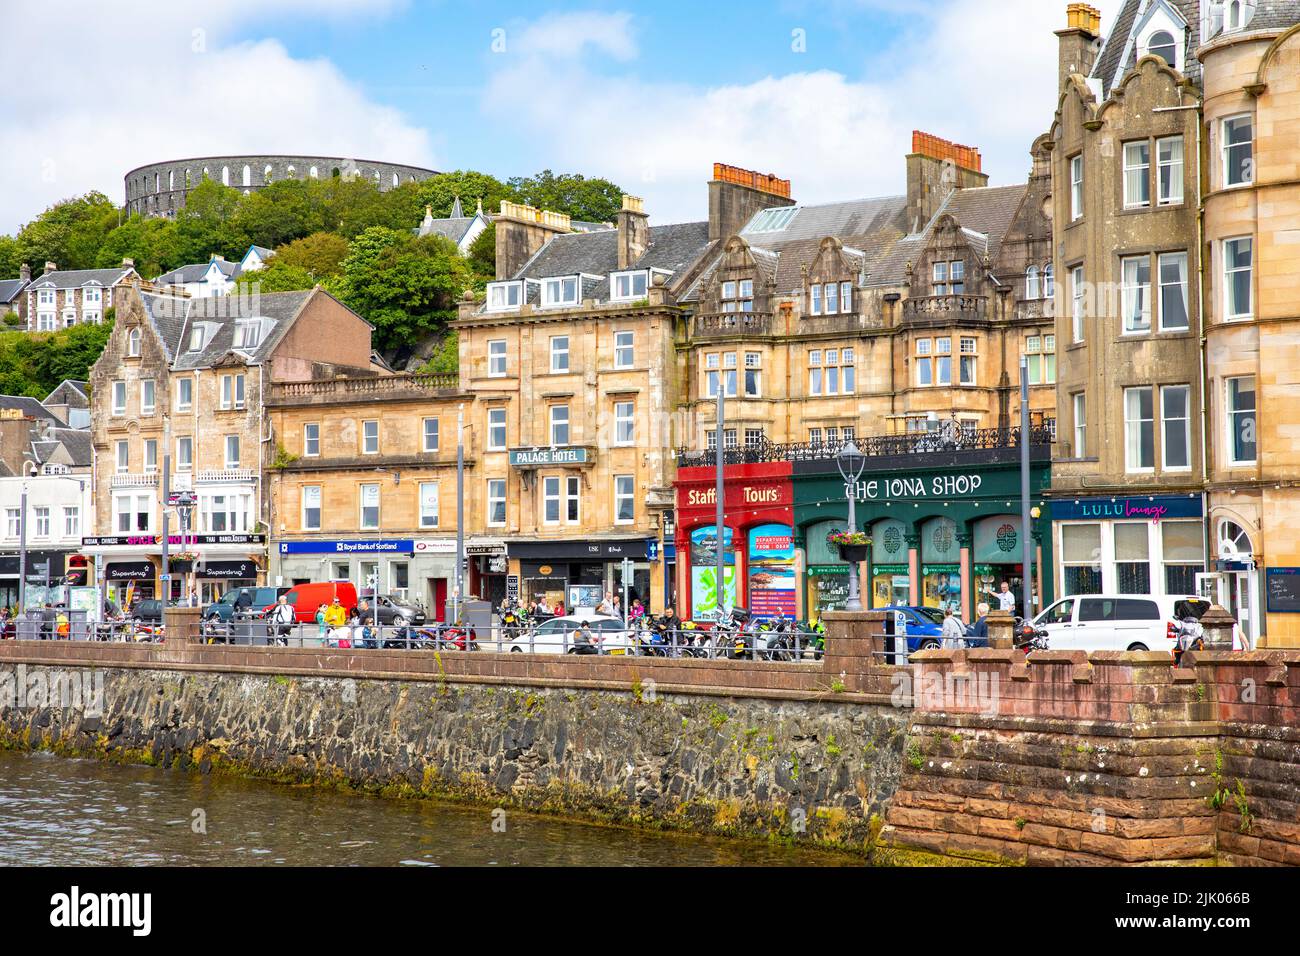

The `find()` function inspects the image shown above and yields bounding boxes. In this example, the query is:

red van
[262,581,359,623]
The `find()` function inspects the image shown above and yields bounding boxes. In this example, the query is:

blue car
[878,605,989,652]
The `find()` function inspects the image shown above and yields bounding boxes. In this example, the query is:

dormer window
[542,276,579,308]
[720,278,753,313]
[188,324,209,352]
[610,270,648,302]
[933,261,965,296]
[233,320,261,350]
[1147,30,1176,67]
[127,328,142,356]
[808,281,853,316]
[1226,1,1244,31]
[486,281,523,311]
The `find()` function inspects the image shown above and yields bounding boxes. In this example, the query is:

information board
[1266,568,1300,613]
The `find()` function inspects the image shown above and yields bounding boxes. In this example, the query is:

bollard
[1198,604,1237,651]
[986,610,1015,650]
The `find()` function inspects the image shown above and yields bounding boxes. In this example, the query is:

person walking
[968,602,991,642]
[271,595,296,646]
[941,607,966,650]
[315,603,328,646]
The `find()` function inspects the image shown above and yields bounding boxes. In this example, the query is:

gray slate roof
[172,289,315,370]
[33,427,92,468]
[0,278,27,304]
[0,394,57,422]
[26,267,135,291]
[419,217,476,244]
[155,259,241,285]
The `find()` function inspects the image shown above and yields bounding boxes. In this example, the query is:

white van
[1031,594,1214,653]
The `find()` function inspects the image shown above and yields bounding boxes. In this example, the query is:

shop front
[274,537,457,617]
[0,550,70,609]
[674,461,793,622]
[507,539,654,614]
[1049,494,1206,604]
[83,533,267,609]
[794,456,1054,622]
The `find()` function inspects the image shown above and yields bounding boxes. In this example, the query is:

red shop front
[674,461,794,622]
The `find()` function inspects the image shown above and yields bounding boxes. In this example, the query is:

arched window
[332,167,341,179]
[127,328,142,357]
[1148,30,1176,66]
[242,164,251,187]
[1026,265,1040,299]
[185,168,192,187]
[1218,520,1253,558]
[222,166,230,186]
[392,172,399,187]
[155,172,160,192]
[202,166,210,180]
[309,166,318,179]
[1227,1,1243,30]
[169,170,174,191]
[1043,263,1054,298]
[287,165,296,178]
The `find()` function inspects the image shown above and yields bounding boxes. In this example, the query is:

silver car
[506,614,633,655]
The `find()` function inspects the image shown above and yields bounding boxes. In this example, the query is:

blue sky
[0,0,1122,235]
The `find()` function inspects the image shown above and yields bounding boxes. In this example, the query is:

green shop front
[793,445,1054,623]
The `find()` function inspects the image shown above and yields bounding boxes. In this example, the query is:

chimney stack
[43,261,57,275]
[616,195,650,270]
[122,258,135,269]
[906,131,988,233]
[494,200,572,279]
[708,163,794,242]
[1057,4,1102,95]
[19,263,30,284]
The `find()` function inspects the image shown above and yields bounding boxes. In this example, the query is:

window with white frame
[1222,115,1254,188]
[1071,266,1086,342]
[706,352,738,398]
[33,507,49,537]
[112,381,126,416]
[614,330,634,369]
[1157,252,1190,331]
[1226,376,1257,466]
[187,325,207,352]
[614,475,635,524]
[359,483,380,530]
[808,280,853,315]
[744,428,765,447]
[1024,334,1055,384]
[302,485,322,530]
[932,261,965,296]
[1157,136,1184,205]
[1043,263,1054,298]
[362,420,379,455]
[720,278,754,313]
[63,506,79,538]
[611,271,648,301]
[486,282,522,311]
[487,479,506,526]
[139,379,155,416]
[542,276,579,308]
[1026,265,1041,299]
[1124,141,1151,209]
[959,337,978,386]
[915,339,933,387]
[1224,237,1253,320]
[934,338,953,386]
[202,493,250,534]
[550,336,570,372]
[177,436,193,471]
[419,482,439,529]
[614,401,635,445]
[304,422,320,457]
[115,440,128,474]
[743,351,762,397]
[707,428,738,451]
[1124,386,1155,472]
[1161,384,1191,471]
[422,417,439,453]
[143,439,158,474]
[487,339,507,377]
[224,435,240,469]
[809,348,853,395]
[220,373,246,410]
[1122,256,1152,333]
[1146,30,1176,67]
[564,476,580,523]
[176,376,193,412]
[549,405,570,446]
[1073,392,1087,457]
[1070,155,1084,221]
[4,509,17,538]
[487,408,507,451]
[542,476,563,524]
[127,328,142,356]
[233,320,261,350]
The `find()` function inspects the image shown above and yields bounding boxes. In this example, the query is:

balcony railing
[272,372,459,402]
[110,473,158,488]
[903,294,988,324]
[677,416,1056,468]
[693,311,774,337]
[195,469,258,483]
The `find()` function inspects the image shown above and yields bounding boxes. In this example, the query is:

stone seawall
[0,661,911,855]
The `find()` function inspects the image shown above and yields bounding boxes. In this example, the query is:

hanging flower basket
[828,530,871,563]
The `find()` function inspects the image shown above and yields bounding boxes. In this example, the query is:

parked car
[262,581,359,623]
[505,614,634,655]
[1029,594,1217,653]
[369,594,426,627]
[878,605,984,651]
[204,586,289,622]
[131,599,165,625]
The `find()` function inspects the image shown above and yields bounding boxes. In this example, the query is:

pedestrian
[629,598,645,621]
[968,602,991,642]
[941,607,966,650]
[572,620,600,655]
[315,603,328,645]
[271,595,296,646]
[597,591,614,616]
[55,608,70,640]
[996,581,1017,615]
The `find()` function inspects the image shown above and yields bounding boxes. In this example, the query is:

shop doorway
[427,578,447,623]
[974,565,1024,618]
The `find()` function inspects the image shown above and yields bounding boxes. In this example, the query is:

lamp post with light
[175,491,196,605]
[836,440,868,612]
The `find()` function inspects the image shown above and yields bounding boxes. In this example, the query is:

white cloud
[508,11,638,60]
[0,0,433,236]
[480,0,1125,223]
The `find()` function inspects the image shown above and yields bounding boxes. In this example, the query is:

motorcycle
[1013,618,1050,654]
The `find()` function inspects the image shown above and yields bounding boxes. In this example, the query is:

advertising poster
[748,524,796,619]
[690,525,736,619]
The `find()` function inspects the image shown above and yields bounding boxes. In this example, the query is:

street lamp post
[175,491,196,606]
[836,440,868,612]
[17,479,28,615]
[1019,356,1033,620]
[454,404,464,625]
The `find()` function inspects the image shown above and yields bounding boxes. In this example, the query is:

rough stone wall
[0,663,910,855]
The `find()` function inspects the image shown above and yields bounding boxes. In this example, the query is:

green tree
[95,215,183,277]
[413,170,514,221]
[174,178,247,264]
[0,317,113,398]
[467,222,496,278]
[272,231,350,279]
[230,179,324,251]
[16,192,119,270]
[232,262,317,294]
[507,169,624,223]
[422,332,458,373]
[0,235,22,278]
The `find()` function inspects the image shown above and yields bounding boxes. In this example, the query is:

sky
[0,0,1124,237]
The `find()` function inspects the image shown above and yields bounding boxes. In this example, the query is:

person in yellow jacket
[55,609,70,639]
[323,598,347,629]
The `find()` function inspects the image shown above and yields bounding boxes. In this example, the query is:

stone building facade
[1046,1,1300,647]
[123,154,438,218]
[24,262,138,331]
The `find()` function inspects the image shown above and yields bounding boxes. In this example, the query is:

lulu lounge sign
[1049,495,1203,523]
